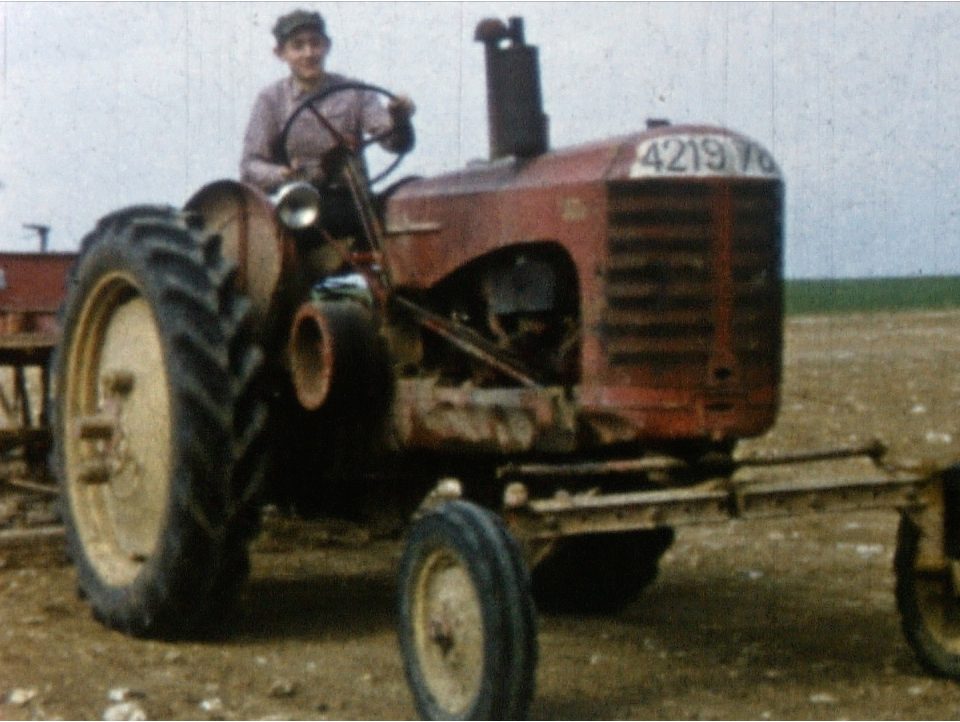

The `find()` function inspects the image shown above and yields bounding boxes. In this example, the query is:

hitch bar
[496,440,890,482]
[735,439,888,469]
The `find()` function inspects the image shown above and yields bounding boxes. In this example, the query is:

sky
[0,1,958,279]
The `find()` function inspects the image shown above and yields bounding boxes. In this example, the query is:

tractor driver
[240,9,416,193]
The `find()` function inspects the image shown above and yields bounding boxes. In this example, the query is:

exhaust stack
[475,17,549,160]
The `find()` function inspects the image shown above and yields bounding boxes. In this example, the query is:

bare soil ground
[1,310,960,720]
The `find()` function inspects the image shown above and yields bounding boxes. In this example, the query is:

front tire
[895,512,960,678]
[398,500,537,720]
[52,208,265,637]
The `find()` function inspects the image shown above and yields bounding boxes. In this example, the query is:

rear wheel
[532,527,675,614]
[398,500,537,720]
[52,208,265,637]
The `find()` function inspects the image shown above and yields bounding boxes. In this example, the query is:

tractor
[51,16,960,720]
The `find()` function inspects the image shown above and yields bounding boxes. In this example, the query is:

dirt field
[1,310,960,720]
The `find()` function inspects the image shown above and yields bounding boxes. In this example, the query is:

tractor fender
[185,180,296,330]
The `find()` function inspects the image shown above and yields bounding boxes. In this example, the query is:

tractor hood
[382,124,781,290]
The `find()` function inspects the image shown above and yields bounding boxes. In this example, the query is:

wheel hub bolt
[102,370,135,396]
[429,617,455,655]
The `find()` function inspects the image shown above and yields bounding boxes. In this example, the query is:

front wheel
[52,208,266,637]
[895,510,960,678]
[398,500,537,720]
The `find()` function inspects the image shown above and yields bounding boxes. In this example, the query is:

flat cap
[272,10,328,44]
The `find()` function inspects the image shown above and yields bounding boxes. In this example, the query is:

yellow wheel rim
[411,548,484,715]
[64,272,172,587]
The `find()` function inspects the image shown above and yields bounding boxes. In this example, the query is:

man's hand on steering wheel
[388,95,416,123]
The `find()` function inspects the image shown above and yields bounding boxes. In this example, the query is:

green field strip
[785,276,960,315]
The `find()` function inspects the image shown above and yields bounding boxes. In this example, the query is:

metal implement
[500,440,929,540]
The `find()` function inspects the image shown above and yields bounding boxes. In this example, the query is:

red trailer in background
[0,252,76,467]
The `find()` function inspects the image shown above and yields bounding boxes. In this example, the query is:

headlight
[273,181,322,230]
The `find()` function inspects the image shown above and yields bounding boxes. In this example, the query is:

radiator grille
[602,178,783,383]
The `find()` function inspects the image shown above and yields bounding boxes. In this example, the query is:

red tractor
[51,16,960,719]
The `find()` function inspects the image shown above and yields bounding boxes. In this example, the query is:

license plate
[628,133,780,179]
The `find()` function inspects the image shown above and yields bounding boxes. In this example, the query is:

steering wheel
[276,82,409,186]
